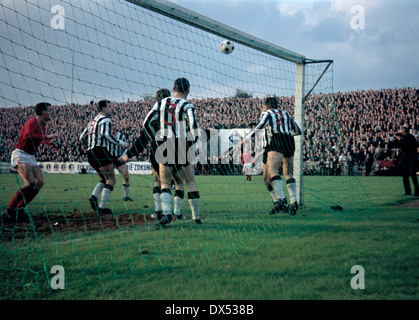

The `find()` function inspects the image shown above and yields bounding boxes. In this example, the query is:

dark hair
[174,78,190,94]
[156,89,171,101]
[34,102,51,116]
[98,100,111,111]
[263,96,278,110]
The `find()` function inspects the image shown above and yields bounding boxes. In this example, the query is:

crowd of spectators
[1,87,418,176]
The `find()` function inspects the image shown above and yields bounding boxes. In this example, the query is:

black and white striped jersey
[108,131,128,157]
[79,115,126,154]
[143,97,200,142]
[142,106,161,142]
[247,109,302,147]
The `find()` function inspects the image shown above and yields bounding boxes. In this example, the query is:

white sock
[160,191,172,216]
[99,186,113,209]
[188,199,200,220]
[268,186,280,202]
[174,196,183,215]
[271,177,285,200]
[286,179,297,204]
[92,181,105,198]
[188,191,200,220]
[154,192,162,213]
[174,190,184,215]
[123,183,130,198]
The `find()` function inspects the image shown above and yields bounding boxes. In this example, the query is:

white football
[221,40,234,54]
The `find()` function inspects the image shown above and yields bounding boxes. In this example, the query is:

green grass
[0,174,418,300]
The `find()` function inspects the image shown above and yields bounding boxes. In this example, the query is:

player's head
[263,96,278,110]
[34,102,51,116]
[34,102,52,122]
[173,78,190,95]
[156,88,171,102]
[98,100,111,115]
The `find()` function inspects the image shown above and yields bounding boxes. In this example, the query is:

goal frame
[125,0,333,206]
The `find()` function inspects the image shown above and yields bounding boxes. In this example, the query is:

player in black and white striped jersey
[120,89,186,221]
[86,124,132,202]
[79,100,129,214]
[150,78,201,227]
[237,96,302,215]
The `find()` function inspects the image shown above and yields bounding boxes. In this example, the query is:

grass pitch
[0,174,418,300]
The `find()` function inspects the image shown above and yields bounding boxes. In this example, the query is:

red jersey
[15,118,52,155]
[241,153,254,164]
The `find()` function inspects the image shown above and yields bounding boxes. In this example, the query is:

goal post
[126,0,307,64]
[294,62,305,207]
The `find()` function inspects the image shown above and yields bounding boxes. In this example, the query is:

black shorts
[88,147,124,171]
[156,139,195,170]
[111,157,125,169]
[88,147,113,171]
[263,134,295,164]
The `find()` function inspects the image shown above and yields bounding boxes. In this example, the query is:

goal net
[0,0,368,292]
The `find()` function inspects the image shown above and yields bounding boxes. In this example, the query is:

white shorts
[243,163,254,175]
[11,149,38,168]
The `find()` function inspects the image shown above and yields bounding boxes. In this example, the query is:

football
[220,40,234,54]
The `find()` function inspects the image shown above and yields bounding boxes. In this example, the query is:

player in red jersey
[2,102,58,223]
[241,148,255,181]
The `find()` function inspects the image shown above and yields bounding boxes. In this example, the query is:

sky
[0,0,418,107]
[170,0,419,93]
